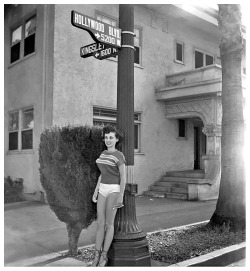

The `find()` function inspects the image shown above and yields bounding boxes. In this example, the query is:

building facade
[4,4,246,201]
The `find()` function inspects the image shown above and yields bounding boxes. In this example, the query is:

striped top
[96,150,126,185]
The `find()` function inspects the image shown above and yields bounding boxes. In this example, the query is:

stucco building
[4,4,246,201]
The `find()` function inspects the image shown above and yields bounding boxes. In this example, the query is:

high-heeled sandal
[97,250,108,267]
[91,248,101,267]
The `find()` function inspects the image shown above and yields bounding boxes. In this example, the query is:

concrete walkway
[5,195,219,266]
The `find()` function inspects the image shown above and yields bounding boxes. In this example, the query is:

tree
[209,4,245,231]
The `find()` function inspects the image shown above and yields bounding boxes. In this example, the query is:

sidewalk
[6,195,241,267]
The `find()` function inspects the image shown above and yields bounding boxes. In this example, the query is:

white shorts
[99,183,120,198]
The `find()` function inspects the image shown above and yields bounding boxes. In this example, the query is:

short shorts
[99,183,120,198]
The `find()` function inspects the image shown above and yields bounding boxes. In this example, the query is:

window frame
[8,106,34,153]
[174,40,184,64]
[9,10,37,65]
[93,106,142,153]
[194,48,214,69]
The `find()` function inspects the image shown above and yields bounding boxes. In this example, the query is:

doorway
[194,122,206,170]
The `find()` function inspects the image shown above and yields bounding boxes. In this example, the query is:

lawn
[73,222,245,265]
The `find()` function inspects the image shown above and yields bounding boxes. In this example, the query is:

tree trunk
[66,221,83,255]
[209,4,245,231]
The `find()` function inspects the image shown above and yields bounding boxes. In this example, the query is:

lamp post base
[107,184,151,266]
[108,236,151,266]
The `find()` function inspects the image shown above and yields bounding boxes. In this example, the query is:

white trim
[122,45,135,50]
[122,31,136,36]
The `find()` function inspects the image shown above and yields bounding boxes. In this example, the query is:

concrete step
[144,191,165,198]
[164,192,188,200]
[144,190,188,200]
[150,185,187,194]
[161,176,204,183]
[155,181,188,188]
[165,170,205,179]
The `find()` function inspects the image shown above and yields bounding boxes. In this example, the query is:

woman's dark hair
[102,125,124,146]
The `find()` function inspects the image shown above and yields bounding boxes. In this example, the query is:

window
[8,107,34,151]
[11,26,21,63]
[178,119,186,138]
[93,107,141,152]
[10,13,36,64]
[195,50,214,69]
[24,15,36,56]
[97,12,117,27]
[175,41,184,63]
[9,111,19,150]
[22,109,34,149]
[134,27,142,65]
[96,12,142,65]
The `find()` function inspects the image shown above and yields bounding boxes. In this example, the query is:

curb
[5,220,245,267]
[168,242,246,267]
[5,244,95,267]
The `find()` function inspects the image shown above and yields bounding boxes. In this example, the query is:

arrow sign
[94,46,118,60]
[71,10,121,48]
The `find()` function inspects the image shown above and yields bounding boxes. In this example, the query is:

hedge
[39,125,104,254]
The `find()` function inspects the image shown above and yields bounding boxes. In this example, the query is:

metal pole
[107,4,151,266]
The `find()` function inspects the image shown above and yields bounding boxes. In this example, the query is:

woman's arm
[118,163,126,196]
[92,175,102,203]
[95,175,102,191]
[113,163,126,208]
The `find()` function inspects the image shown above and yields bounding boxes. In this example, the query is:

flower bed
[147,222,245,265]
[72,222,245,265]
[4,176,24,204]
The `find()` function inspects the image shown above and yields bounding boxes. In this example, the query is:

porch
[149,65,223,201]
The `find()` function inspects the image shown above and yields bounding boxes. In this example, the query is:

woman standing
[92,125,126,267]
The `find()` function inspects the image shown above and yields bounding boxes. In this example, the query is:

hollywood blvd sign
[80,42,118,60]
[71,10,121,48]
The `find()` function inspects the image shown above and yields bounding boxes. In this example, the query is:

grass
[73,222,245,265]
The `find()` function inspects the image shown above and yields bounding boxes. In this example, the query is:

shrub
[39,125,104,255]
[4,176,24,203]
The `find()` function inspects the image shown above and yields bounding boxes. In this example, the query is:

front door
[194,127,200,169]
[194,125,206,169]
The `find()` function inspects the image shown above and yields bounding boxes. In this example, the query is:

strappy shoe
[91,248,101,267]
[97,250,108,267]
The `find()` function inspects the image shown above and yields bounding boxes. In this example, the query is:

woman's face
[104,132,119,148]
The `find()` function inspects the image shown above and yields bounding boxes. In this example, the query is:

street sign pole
[107,4,151,266]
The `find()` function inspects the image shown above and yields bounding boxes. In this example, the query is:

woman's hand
[113,193,124,209]
[92,190,98,203]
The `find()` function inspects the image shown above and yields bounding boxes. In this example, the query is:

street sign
[94,46,118,60]
[80,42,105,58]
[80,42,118,60]
[71,10,121,48]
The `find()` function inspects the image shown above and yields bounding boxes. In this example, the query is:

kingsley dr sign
[80,42,118,60]
[71,10,121,47]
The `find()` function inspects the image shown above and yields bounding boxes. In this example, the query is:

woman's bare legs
[92,193,106,266]
[98,192,119,266]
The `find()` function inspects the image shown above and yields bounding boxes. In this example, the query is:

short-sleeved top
[96,150,126,185]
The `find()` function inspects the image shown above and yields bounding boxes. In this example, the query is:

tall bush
[39,125,104,255]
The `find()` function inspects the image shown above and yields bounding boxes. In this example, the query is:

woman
[92,125,126,267]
